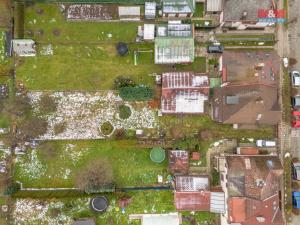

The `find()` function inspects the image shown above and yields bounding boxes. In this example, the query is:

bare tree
[75,158,113,191]
[39,94,57,113]
[2,95,31,121]
[17,117,48,141]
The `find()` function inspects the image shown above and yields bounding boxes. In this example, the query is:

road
[286,0,300,224]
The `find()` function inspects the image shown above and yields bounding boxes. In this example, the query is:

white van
[256,140,276,147]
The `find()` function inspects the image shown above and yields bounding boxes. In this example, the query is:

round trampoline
[150,147,166,163]
[116,42,129,56]
[90,196,109,212]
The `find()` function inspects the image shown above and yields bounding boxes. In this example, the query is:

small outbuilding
[11,39,36,57]
[145,2,156,19]
[118,6,140,21]
[90,196,109,212]
[168,150,189,174]
[73,218,95,225]
[143,24,155,41]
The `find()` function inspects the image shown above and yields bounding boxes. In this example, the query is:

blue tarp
[292,192,300,209]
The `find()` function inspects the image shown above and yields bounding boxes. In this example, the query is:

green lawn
[13,191,218,225]
[14,140,168,188]
[194,3,204,18]
[16,3,207,90]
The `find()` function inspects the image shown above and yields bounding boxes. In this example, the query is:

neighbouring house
[162,0,195,18]
[212,83,281,125]
[145,2,156,19]
[206,0,223,14]
[11,39,36,57]
[212,51,281,126]
[174,175,225,213]
[168,150,189,175]
[161,72,209,114]
[73,218,95,225]
[118,6,140,21]
[221,0,275,29]
[129,213,182,225]
[155,22,194,64]
[218,155,284,225]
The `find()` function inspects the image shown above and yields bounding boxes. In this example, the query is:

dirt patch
[52,29,61,36]
[25,29,34,37]
[66,4,119,21]
[36,8,44,15]
[36,29,44,36]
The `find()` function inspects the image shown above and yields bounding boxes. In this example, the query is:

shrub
[39,94,57,114]
[54,122,66,135]
[118,105,131,119]
[4,182,21,196]
[18,117,48,141]
[100,121,114,136]
[119,86,153,101]
[75,158,113,191]
[113,128,125,140]
[114,76,135,89]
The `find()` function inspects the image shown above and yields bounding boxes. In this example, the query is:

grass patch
[175,57,206,73]
[283,71,291,123]
[14,140,168,188]
[159,115,275,140]
[284,155,292,222]
[194,3,204,18]
[14,1,24,38]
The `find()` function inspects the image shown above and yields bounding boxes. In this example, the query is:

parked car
[292,162,300,180]
[256,139,276,147]
[283,57,289,68]
[291,71,300,87]
[207,45,224,53]
[291,96,300,108]
[292,111,300,128]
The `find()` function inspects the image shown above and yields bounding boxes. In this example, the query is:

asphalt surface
[288,0,300,224]
[289,0,300,159]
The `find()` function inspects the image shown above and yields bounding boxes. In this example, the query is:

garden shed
[129,213,181,225]
[11,39,36,57]
[145,2,156,19]
[118,6,140,21]
[143,24,155,41]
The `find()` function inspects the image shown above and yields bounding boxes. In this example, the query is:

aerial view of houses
[0,0,299,225]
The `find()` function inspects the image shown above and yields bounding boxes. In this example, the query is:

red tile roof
[228,197,246,223]
[192,152,200,160]
[237,147,259,155]
[175,191,211,211]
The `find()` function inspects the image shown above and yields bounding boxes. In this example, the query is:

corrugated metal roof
[163,0,195,13]
[210,192,225,213]
[206,0,222,12]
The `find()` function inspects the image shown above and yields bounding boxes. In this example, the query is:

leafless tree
[75,158,113,191]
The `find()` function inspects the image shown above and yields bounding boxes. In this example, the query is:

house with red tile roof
[161,72,209,114]
[218,155,284,225]
[212,50,281,126]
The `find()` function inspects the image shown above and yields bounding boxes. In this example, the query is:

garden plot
[0,31,7,63]
[29,91,158,140]
[66,4,118,21]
